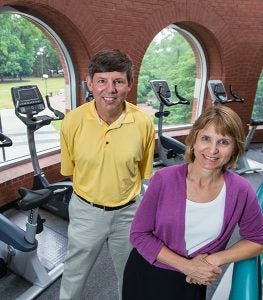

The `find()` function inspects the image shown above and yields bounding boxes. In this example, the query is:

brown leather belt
[76,193,136,211]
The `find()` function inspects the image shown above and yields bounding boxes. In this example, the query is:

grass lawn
[0,77,65,109]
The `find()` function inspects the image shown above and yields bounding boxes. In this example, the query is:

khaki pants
[59,193,140,300]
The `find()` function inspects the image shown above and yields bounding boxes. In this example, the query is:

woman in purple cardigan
[122,105,263,300]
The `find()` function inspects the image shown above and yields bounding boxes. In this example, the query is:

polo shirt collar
[88,100,135,126]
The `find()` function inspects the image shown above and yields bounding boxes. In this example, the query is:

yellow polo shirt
[60,100,155,206]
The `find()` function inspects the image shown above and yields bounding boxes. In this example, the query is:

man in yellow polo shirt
[59,49,155,300]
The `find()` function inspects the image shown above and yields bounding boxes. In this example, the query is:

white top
[185,183,226,255]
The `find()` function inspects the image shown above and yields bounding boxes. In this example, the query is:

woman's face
[193,123,235,171]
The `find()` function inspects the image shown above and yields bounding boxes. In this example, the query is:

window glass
[252,68,263,120]
[0,13,74,166]
[137,25,206,128]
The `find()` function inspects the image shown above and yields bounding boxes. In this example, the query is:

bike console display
[11,85,45,116]
[150,80,173,106]
[207,80,228,104]
[11,84,64,131]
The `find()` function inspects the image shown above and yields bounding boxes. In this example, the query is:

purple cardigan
[130,163,263,271]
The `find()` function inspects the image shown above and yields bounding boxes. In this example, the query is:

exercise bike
[11,84,73,220]
[208,80,263,175]
[0,131,64,299]
[150,80,190,166]
[207,79,244,105]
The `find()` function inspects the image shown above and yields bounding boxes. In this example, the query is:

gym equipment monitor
[11,85,45,115]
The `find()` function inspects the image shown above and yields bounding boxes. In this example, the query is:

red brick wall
[1,0,263,206]
[0,153,65,207]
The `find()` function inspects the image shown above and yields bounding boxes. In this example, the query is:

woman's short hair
[88,49,134,85]
[184,105,245,170]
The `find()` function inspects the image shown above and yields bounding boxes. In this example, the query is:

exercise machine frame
[208,79,263,175]
[150,80,190,166]
[11,84,72,220]
[0,132,64,299]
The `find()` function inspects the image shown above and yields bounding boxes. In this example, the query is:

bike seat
[160,135,185,154]
[18,188,53,211]
[0,214,37,252]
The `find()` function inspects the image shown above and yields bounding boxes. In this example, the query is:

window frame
[138,24,207,132]
[0,7,76,169]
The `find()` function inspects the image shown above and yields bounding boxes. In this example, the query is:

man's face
[87,71,132,118]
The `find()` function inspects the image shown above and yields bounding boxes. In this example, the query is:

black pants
[123,248,206,300]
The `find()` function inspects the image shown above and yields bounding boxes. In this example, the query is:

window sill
[0,152,62,184]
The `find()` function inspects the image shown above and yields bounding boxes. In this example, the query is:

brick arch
[128,1,237,106]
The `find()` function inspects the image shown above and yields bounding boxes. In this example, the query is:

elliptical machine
[207,80,263,175]
[0,131,64,300]
[11,85,72,220]
[150,80,190,166]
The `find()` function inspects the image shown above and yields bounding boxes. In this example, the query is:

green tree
[14,16,42,78]
[0,15,22,81]
[0,14,62,81]
[252,69,263,120]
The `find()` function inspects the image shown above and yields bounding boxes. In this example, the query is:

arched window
[137,25,207,129]
[0,8,76,166]
[252,68,263,120]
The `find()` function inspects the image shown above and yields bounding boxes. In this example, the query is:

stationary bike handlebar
[174,85,191,105]
[0,132,12,147]
[45,95,65,120]
[157,84,190,107]
[210,82,245,104]
[22,95,64,130]
[228,85,245,103]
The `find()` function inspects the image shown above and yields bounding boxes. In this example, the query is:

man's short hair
[88,49,134,85]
